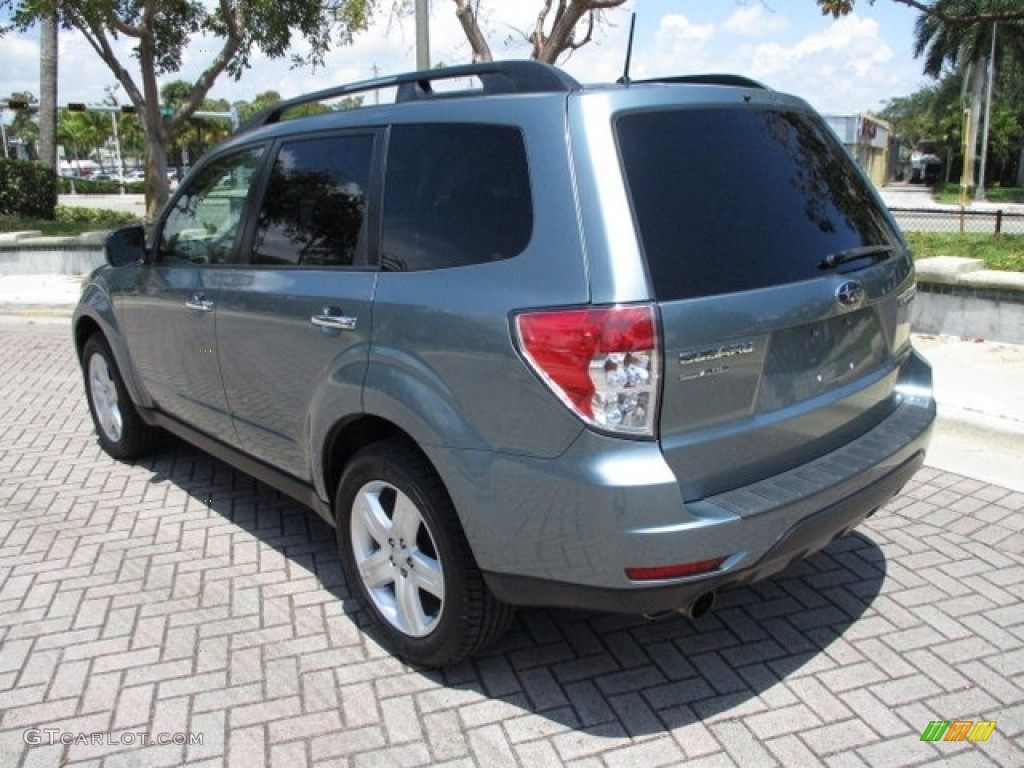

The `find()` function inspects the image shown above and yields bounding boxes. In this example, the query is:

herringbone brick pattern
[1,321,1021,767]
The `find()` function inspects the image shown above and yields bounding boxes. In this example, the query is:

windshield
[616,107,902,300]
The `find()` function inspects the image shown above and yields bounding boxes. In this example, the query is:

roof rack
[239,60,582,133]
[635,74,768,90]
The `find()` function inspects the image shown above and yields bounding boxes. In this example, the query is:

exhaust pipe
[642,591,716,622]
[684,591,715,619]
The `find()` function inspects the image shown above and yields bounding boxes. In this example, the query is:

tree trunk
[142,104,171,222]
[453,0,493,62]
[38,14,58,172]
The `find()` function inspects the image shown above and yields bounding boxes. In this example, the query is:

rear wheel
[82,334,156,459]
[335,440,513,666]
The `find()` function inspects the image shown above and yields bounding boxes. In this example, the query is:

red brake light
[514,305,660,436]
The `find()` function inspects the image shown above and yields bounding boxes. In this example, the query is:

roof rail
[634,74,768,90]
[239,60,581,133]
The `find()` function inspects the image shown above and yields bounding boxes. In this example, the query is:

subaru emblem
[836,280,865,310]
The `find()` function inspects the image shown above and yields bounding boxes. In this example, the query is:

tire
[82,334,157,460]
[335,440,514,667]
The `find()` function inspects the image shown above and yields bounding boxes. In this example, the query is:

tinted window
[381,124,532,271]
[159,147,264,265]
[252,134,373,267]
[616,108,901,300]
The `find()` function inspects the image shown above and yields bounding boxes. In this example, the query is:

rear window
[616,108,901,300]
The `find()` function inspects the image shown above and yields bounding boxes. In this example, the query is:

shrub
[58,178,146,195]
[0,158,59,219]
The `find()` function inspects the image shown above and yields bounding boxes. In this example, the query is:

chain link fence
[889,207,1024,235]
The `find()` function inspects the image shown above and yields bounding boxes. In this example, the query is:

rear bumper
[439,354,935,614]
[483,447,924,614]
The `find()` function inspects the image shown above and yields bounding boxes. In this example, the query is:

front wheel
[81,334,157,459]
[335,441,513,667]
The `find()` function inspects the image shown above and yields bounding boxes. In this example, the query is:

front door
[118,146,265,440]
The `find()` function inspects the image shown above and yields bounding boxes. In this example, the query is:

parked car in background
[73,61,935,667]
[910,140,942,185]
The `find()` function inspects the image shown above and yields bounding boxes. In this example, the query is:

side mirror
[105,225,147,267]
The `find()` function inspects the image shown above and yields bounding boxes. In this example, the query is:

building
[824,113,893,187]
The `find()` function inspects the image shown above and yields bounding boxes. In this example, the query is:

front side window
[251,134,374,267]
[158,147,264,265]
[381,124,532,271]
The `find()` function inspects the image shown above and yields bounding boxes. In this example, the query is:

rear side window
[616,108,901,300]
[252,134,373,267]
[381,124,532,271]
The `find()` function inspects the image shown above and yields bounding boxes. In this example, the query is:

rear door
[615,105,916,501]
[215,131,379,480]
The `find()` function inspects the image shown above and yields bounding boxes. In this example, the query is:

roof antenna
[617,12,637,85]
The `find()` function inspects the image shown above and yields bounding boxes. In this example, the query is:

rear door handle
[311,307,357,331]
[185,294,214,312]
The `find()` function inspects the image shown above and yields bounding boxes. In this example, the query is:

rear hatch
[616,104,916,502]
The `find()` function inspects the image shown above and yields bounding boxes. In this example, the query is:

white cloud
[657,14,715,44]
[619,13,718,78]
[746,14,898,111]
[3,35,41,99]
[724,6,788,37]
[2,6,925,121]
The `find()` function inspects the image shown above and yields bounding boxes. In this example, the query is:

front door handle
[311,307,357,331]
[185,294,214,312]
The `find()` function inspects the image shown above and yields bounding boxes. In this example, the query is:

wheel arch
[321,416,443,520]
[73,310,152,412]
[73,315,103,361]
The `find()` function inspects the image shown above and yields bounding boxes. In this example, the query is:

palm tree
[914,1,1024,197]
[38,13,58,171]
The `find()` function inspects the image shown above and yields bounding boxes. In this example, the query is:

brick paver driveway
[1,320,1022,767]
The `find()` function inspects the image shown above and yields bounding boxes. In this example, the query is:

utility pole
[110,111,124,194]
[415,0,430,70]
[976,22,997,202]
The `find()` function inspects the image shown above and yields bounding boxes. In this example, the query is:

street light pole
[415,0,430,70]
[976,21,997,202]
[110,111,125,194]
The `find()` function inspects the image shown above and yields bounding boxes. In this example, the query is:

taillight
[514,305,660,436]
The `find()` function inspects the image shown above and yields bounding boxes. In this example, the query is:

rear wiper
[818,245,894,271]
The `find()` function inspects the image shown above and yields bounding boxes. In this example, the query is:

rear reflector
[625,557,726,581]
[514,305,660,436]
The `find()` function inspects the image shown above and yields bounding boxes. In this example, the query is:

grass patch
[934,184,1024,205]
[0,206,140,237]
[905,231,1024,272]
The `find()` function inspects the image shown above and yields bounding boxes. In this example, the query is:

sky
[1,0,937,122]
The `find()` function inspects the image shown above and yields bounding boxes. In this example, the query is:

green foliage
[881,61,1024,187]
[54,206,141,227]
[1,0,376,219]
[818,0,858,17]
[161,80,234,167]
[0,206,140,236]
[58,178,147,195]
[814,1,1024,24]
[906,231,1024,271]
[934,184,1024,202]
[4,90,38,144]
[0,157,57,218]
